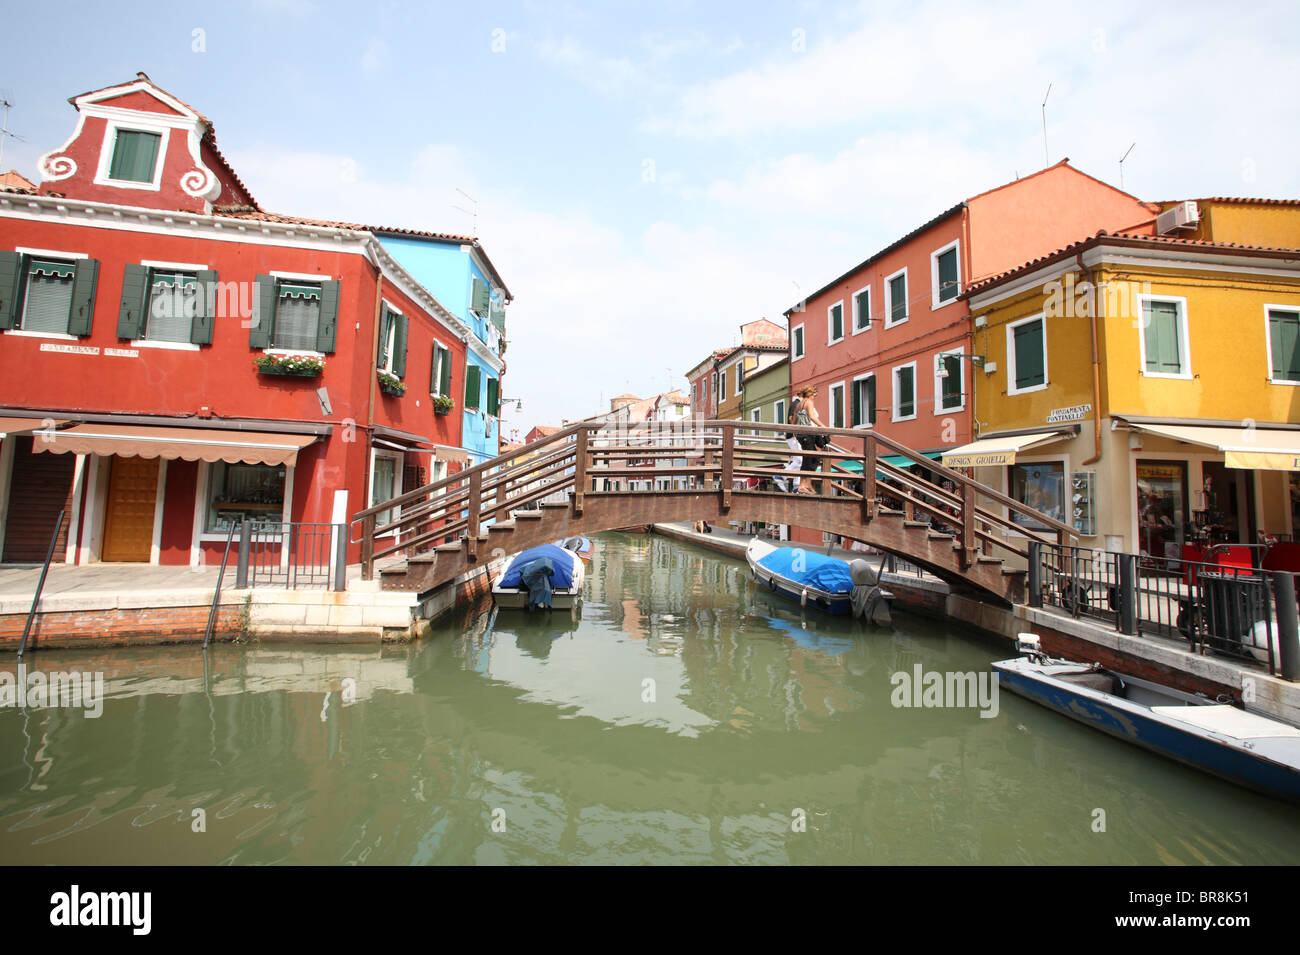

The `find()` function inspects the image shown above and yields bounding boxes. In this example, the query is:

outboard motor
[849,558,894,626]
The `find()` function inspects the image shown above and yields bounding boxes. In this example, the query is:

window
[486,376,500,416]
[886,269,908,327]
[143,270,198,344]
[431,344,453,396]
[108,129,162,184]
[775,399,786,426]
[719,370,727,401]
[931,241,961,307]
[851,375,876,427]
[18,258,75,334]
[1267,307,1300,383]
[935,350,964,413]
[892,363,916,420]
[792,324,805,360]
[1139,296,1190,378]
[1009,461,1065,530]
[275,282,323,352]
[370,450,403,530]
[1007,316,1047,394]
[828,382,845,429]
[853,286,871,332]
[734,362,743,396]
[828,301,844,343]
[204,462,286,534]
[464,364,481,410]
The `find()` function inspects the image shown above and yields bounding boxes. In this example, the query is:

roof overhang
[32,424,318,467]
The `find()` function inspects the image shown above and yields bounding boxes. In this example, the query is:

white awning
[1128,422,1300,471]
[0,417,67,438]
[941,431,1071,468]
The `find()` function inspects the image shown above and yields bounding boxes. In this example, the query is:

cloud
[361,38,388,74]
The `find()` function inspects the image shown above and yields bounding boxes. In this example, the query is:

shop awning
[834,451,942,473]
[941,431,1071,468]
[1128,422,1300,471]
[32,424,317,466]
[0,417,67,437]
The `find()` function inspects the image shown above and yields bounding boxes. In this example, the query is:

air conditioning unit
[1156,201,1199,234]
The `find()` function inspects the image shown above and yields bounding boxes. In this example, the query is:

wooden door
[1,436,75,563]
[101,456,159,562]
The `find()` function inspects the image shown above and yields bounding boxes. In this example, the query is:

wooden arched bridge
[354,419,1076,604]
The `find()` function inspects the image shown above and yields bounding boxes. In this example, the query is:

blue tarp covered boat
[746,538,855,615]
[493,543,584,610]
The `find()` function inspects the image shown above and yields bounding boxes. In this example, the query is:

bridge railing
[352,418,1076,580]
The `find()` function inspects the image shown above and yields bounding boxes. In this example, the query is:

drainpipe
[1077,251,1103,467]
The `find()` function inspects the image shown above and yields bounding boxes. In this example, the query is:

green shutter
[942,355,961,408]
[66,258,99,337]
[393,313,408,377]
[1143,301,1182,373]
[855,290,870,329]
[117,264,150,339]
[108,130,161,183]
[440,347,452,396]
[189,268,217,345]
[430,343,440,394]
[489,297,505,334]
[938,249,958,302]
[376,307,391,369]
[1014,320,1045,389]
[890,275,907,322]
[315,279,339,353]
[0,250,20,330]
[464,364,481,408]
[1270,311,1300,381]
[487,377,500,416]
[250,274,276,348]
[851,380,861,426]
[866,376,876,425]
[898,367,914,416]
[471,278,489,314]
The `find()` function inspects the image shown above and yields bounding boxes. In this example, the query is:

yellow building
[715,343,786,420]
[947,199,1300,560]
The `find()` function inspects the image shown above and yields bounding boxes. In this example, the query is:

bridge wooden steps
[357,418,1076,605]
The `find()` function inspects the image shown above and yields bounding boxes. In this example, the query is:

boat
[492,543,585,610]
[745,538,893,624]
[557,536,594,563]
[994,634,1300,804]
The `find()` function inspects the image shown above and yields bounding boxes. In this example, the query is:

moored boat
[492,543,585,611]
[745,538,893,624]
[557,536,594,563]
[994,635,1300,804]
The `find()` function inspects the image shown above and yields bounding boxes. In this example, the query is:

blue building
[375,231,510,467]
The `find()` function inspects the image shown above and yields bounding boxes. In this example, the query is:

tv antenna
[1119,142,1136,191]
[451,187,478,237]
[0,97,27,170]
[1040,83,1052,168]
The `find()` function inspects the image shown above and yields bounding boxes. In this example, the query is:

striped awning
[1127,422,1300,471]
[32,424,317,466]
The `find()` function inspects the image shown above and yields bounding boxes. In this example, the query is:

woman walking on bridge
[788,385,825,496]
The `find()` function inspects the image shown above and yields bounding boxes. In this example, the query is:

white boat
[745,538,893,624]
[492,543,585,611]
[994,634,1300,804]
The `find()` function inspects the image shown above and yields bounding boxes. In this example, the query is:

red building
[0,74,481,567]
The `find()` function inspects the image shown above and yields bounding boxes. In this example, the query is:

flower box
[378,371,406,397]
[256,354,324,378]
[433,396,454,415]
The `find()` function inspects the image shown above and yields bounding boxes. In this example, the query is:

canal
[2,531,1298,865]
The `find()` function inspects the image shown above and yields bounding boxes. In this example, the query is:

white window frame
[892,362,917,422]
[194,460,294,543]
[852,285,872,334]
[934,345,966,415]
[369,447,404,537]
[1136,293,1192,380]
[827,299,845,345]
[1006,314,1049,396]
[851,372,876,429]
[791,323,805,361]
[885,267,909,328]
[718,369,727,402]
[6,248,89,341]
[1264,303,1300,386]
[378,300,403,377]
[431,343,451,397]
[734,361,743,396]
[930,239,962,309]
[828,381,846,430]
[133,258,208,352]
[94,118,170,192]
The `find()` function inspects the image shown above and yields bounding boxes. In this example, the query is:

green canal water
[2,531,1298,865]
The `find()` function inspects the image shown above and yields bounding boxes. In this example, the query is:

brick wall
[0,603,245,651]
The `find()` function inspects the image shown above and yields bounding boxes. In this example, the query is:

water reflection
[1,531,1298,865]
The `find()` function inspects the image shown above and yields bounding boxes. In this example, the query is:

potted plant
[256,353,324,378]
[433,394,454,415]
[378,370,406,396]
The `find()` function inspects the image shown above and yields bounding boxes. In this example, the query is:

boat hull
[492,548,585,611]
[994,659,1300,804]
[745,538,853,615]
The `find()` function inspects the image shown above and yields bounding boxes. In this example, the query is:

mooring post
[1118,551,1138,635]
[1027,540,1043,608]
[1272,571,1300,681]
[236,519,252,588]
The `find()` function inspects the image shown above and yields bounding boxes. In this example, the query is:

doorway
[101,456,159,562]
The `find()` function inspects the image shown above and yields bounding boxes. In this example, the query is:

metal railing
[233,520,347,591]
[1031,540,1299,677]
[17,509,64,658]
[353,417,1078,581]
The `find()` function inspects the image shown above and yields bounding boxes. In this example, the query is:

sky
[2,0,1298,436]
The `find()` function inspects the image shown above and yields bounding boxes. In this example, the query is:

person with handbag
[788,385,826,496]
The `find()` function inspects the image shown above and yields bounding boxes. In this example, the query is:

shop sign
[1047,404,1091,424]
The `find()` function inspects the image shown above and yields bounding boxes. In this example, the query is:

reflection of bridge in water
[356,419,1075,603]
